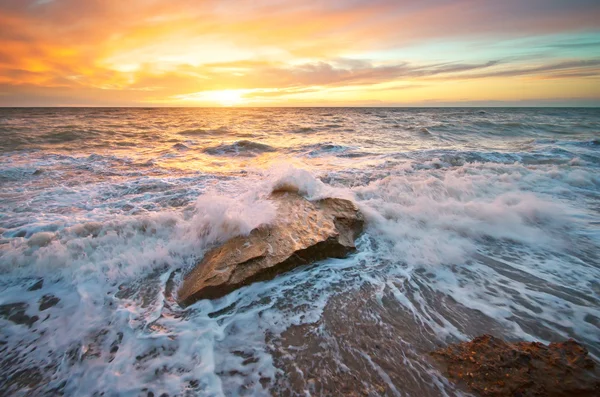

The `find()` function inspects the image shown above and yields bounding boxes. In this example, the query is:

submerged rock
[0,302,39,327]
[27,279,43,291]
[38,294,60,311]
[178,191,364,306]
[431,334,600,397]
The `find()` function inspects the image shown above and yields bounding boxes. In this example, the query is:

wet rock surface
[178,191,364,306]
[0,302,39,328]
[431,334,600,397]
[38,294,60,311]
[27,279,43,291]
[268,286,459,396]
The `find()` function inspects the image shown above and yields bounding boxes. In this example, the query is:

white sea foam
[3,160,598,395]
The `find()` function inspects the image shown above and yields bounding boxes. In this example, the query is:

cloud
[549,41,600,49]
[0,0,599,105]
[440,59,600,80]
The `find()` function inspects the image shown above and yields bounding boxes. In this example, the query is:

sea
[0,107,599,396]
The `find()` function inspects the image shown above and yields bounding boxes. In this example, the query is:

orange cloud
[0,0,599,106]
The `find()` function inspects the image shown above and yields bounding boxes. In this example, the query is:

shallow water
[0,107,599,396]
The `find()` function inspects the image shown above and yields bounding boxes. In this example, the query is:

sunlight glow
[209,90,244,106]
[173,89,250,106]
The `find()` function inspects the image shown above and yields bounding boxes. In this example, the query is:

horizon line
[1,105,599,109]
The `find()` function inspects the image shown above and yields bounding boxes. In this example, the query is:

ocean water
[0,107,599,396]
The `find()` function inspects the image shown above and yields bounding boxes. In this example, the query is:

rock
[178,191,364,306]
[0,302,39,327]
[27,279,43,291]
[431,334,600,397]
[38,294,60,311]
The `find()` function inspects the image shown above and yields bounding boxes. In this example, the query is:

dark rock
[2,368,44,393]
[178,191,364,306]
[122,204,135,212]
[0,302,39,327]
[431,334,600,397]
[27,279,43,291]
[38,294,60,311]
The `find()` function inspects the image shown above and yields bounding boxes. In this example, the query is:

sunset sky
[1,0,599,106]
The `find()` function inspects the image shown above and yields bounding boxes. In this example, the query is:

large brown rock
[178,191,364,306]
[431,334,600,397]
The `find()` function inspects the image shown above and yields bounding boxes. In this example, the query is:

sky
[0,0,599,106]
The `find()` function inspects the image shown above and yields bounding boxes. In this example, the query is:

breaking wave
[203,140,277,157]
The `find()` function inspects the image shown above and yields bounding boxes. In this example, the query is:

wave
[203,140,276,157]
[576,138,600,147]
[178,128,213,136]
[42,129,94,143]
[394,148,600,169]
[418,127,432,136]
[290,127,317,134]
[338,151,373,158]
[0,166,42,182]
[178,126,232,136]
[295,142,354,157]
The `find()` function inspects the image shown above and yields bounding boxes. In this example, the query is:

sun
[171,89,252,106]
[207,90,244,106]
